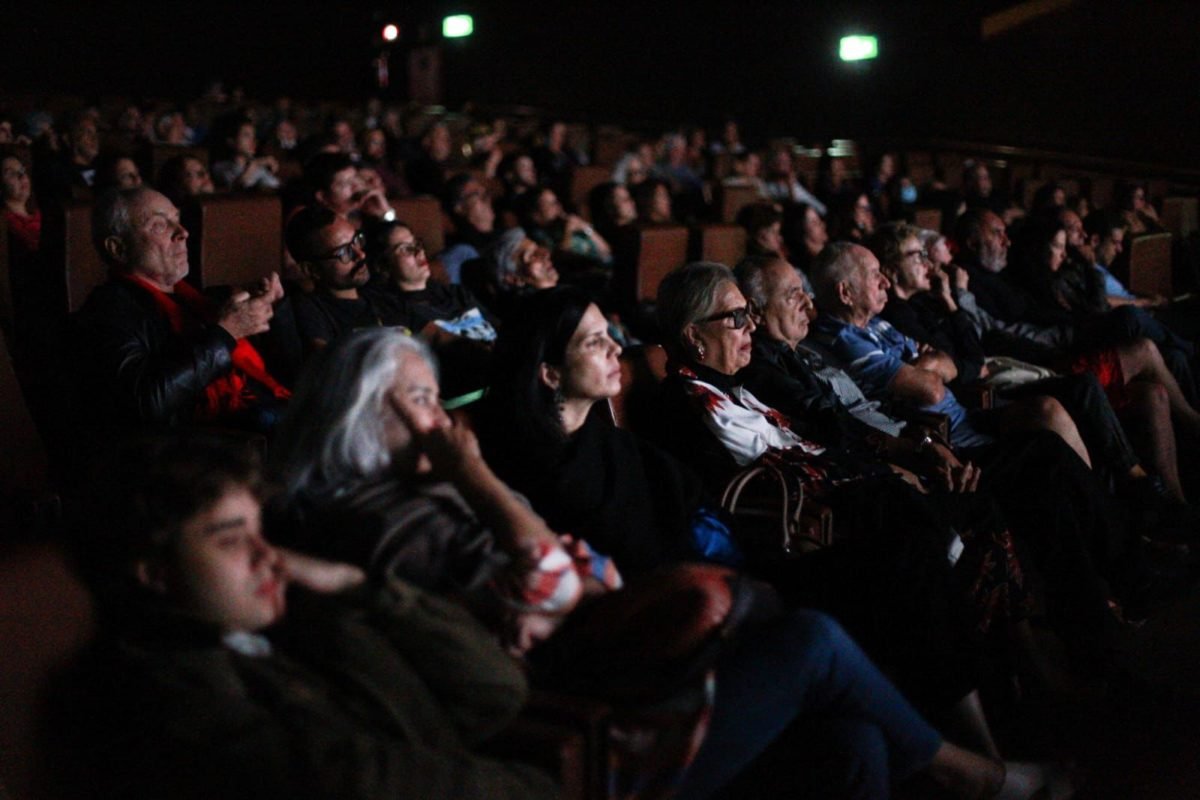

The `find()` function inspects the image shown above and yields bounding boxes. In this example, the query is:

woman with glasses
[364,218,498,399]
[645,264,1060,758]
[475,285,1056,798]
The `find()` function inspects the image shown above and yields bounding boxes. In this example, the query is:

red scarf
[118,274,291,419]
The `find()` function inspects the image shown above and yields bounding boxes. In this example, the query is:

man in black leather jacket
[71,187,287,443]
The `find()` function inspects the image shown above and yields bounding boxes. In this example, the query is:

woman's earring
[695,343,706,359]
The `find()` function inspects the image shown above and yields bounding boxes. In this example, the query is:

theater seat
[691,223,746,267]
[392,196,445,256]
[718,184,760,224]
[632,224,689,303]
[190,193,284,289]
[1126,232,1173,297]
[0,542,95,799]
[0,215,11,338]
[570,165,611,220]
[52,200,108,313]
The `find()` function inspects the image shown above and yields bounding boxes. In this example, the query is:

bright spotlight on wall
[382,23,399,42]
[443,14,474,38]
[839,35,878,62]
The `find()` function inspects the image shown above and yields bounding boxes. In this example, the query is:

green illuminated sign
[443,14,474,38]
[839,35,878,62]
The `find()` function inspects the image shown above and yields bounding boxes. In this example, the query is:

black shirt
[292,285,403,352]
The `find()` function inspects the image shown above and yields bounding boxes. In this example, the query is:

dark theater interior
[3,2,1200,798]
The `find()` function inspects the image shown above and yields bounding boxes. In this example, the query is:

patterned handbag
[720,461,833,560]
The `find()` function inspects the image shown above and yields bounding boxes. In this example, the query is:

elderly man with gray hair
[72,187,289,440]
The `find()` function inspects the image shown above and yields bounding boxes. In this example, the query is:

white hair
[271,328,437,501]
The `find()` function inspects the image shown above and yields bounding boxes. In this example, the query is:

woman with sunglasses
[475,286,1066,788]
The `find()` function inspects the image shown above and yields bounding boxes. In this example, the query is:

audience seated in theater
[610,146,650,186]
[721,150,769,197]
[632,177,674,224]
[406,120,454,198]
[828,190,877,244]
[72,187,289,446]
[960,160,1021,224]
[358,127,404,197]
[3,154,41,261]
[518,185,613,268]
[587,181,638,245]
[269,327,1035,800]
[1078,208,1164,309]
[323,115,359,160]
[708,118,747,157]
[865,151,902,221]
[91,152,144,193]
[763,146,827,216]
[365,218,496,399]
[737,201,786,259]
[156,154,214,208]
[658,133,706,220]
[284,205,405,355]
[816,152,859,211]
[479,287,1070,751]
[496,152,539,220]
[38,110,101,202]
[1030,181,1067,216]
[267,329,581,653]
[304,151,393,224]
[781,200,829,281]
[811,240,1091,456]
[365,218,496,343]
[954,209,1200,440]
[209,114,281,191]
[874,223,1186,503]
[153,109,191,145]
[684,126,710,178]
[2,151,57,361]
[1114,181,1164,235]
[56,435,559,800]
[440,173,501,284]
[531,120,576,201]
[733,253,1163,657]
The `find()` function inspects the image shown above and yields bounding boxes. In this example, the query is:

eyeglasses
[697,305,752,329]
[2,166,27,179]
[389,238,425,257]
[318,231,366,264]
[901,248,930,263]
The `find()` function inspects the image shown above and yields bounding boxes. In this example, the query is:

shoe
[1126,476,1200,544]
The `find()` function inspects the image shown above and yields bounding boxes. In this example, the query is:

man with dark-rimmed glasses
[286,205,407,356]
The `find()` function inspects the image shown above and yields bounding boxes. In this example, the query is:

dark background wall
[5,1,1198,164]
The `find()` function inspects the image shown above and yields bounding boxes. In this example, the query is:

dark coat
[55,582,557,800]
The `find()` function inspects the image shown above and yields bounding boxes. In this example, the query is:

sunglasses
[697,305,752,329]
[317,231,366,264]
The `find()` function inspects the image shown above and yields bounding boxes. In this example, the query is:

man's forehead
[131,192,178,220]
[319,219,356,243]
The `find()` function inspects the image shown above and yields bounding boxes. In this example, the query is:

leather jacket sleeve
[76,283,237,425]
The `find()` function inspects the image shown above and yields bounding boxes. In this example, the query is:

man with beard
[286,205,406,355]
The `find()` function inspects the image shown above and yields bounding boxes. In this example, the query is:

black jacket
[72,278,236,429]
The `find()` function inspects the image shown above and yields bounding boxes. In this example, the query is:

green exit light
[839,35,878,61]
[443,14,474,38]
